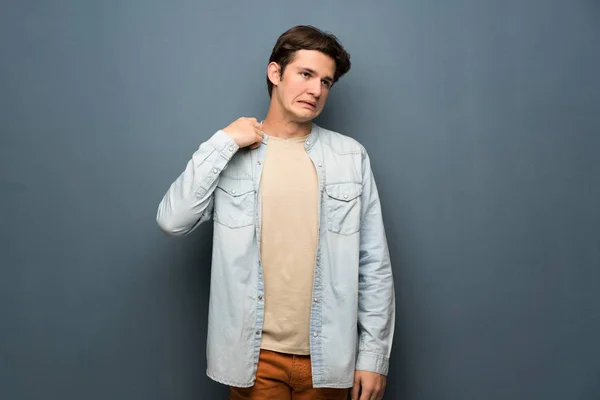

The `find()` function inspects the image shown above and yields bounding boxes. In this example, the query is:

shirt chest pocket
[214,177,255,228]
[325,182,362,235]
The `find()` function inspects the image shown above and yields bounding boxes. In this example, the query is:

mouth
[298,100,317,110]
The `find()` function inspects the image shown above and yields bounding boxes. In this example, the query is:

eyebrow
[299,67,334,83]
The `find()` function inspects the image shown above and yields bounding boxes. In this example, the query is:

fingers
[357,382,380,400]
[254,130,264,145]
[367,384,384,400]
[359,387,372,400]
[245,117,262,129]
[352,371,386,400]
[368,385,385,400]
[351,383,360,400]
[249,130,263,149]
[351,374,361,400]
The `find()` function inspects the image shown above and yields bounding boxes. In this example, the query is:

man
[156,25,395,400]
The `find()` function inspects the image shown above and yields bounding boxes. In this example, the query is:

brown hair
[266,25,351,97]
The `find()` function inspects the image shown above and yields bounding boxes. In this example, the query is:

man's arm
[352,148,395,400]
[355,148,396,374]
[156,130,239,236]
[156,117,264,236]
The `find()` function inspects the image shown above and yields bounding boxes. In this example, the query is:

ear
[267,62,282,87]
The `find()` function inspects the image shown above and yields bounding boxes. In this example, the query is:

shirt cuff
[207,130,239,160]
[355,351,390,376]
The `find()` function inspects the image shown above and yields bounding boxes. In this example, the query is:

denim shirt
[156,123,395,389]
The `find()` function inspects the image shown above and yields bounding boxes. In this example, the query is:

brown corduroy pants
[229,350,349,400]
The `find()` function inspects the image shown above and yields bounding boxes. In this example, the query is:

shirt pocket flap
[217,177,255,197]
[325,182,362,202]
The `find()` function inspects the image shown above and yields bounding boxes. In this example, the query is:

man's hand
[222,117,264,149]
[351,370,387,400]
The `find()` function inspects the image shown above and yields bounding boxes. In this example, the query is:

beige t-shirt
[259,134,318,355]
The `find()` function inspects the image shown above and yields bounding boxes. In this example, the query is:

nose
[307,79,322,98]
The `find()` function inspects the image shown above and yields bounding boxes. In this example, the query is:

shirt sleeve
[156,130,239,235]
[355,147,396,376]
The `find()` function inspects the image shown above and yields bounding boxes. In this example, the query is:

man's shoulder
[315,124,366,155]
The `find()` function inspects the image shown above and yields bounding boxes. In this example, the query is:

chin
[295,114,317,123]
[296,108,321,121]
[286,112,313,123]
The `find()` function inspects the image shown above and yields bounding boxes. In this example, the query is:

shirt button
[213,168,218,174]
[256,330,260,335]
[258,295,263,300]
[313,298,318,303]
[317,163,322,167]
[229,146,234,152]
[306,140,310,145]
[313,332,318,337]
[231,190,236,194]
[343,194,349,199]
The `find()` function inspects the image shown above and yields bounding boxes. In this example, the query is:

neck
[261,97,313,139]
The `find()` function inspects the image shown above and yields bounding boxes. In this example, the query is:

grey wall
[1,1,599,399]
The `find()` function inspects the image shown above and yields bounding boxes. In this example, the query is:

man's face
[270,50,336,122]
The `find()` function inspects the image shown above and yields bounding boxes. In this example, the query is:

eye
[322,80,331,88]
[301,71,310,78]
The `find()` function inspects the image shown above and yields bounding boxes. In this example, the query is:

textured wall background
[1,1,599,398]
